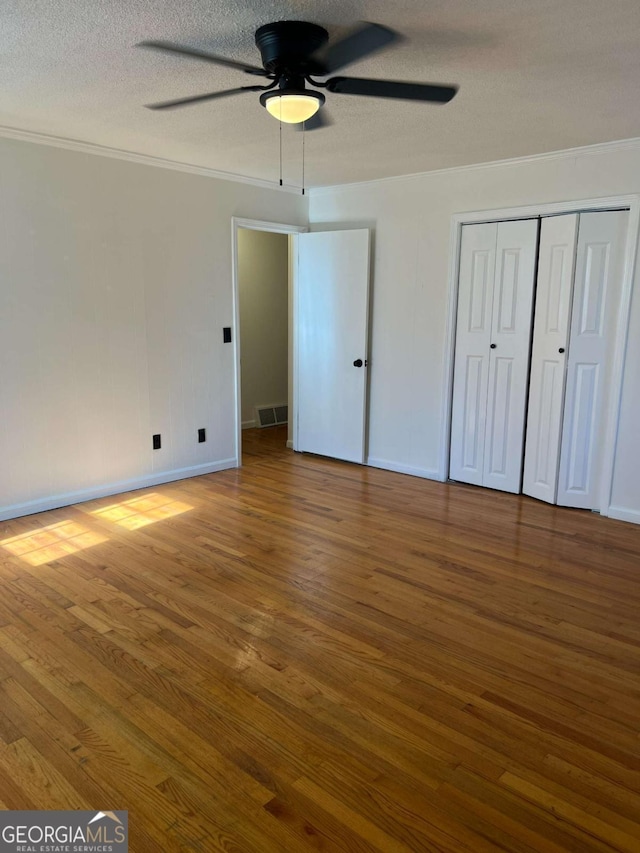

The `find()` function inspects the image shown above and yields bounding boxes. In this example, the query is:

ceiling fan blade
[145,85,266,111]
[137,41,267,76]
[294,111,333,131]
[326,76,458,103]
[316,23,400,74]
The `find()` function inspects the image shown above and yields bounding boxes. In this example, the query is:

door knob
[353,359,363,367]
[490,343,497,349]
[558,347,565,354]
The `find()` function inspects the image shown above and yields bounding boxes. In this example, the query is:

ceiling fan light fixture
[260,89,325,124]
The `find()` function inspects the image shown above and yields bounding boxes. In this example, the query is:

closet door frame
[441,193,640,518]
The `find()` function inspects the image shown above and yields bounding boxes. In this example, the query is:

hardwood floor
[0,426,639,851]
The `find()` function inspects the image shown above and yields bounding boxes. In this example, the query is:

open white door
[523,214,578,503]
[295,230,370,463]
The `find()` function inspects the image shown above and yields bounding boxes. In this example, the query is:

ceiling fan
[137,21,458,129]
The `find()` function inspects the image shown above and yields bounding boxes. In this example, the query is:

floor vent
[255,403,288,428]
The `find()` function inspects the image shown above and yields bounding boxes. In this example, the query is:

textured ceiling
[2,1,640,187]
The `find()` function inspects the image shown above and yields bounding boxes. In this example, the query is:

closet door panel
[483,219,538,493]
[557,211,628,509]
[485,355,514,479]
[523,214,578,503]
[449,223,496,485]
[562,362,600,497]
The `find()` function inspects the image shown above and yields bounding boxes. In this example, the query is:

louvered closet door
[450,219,538,492]
[522,214,578,503]
[556,210,628,509]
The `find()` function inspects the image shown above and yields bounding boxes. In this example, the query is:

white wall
[3,133,639,525]
[0,137,305,520]
[308,141,640,522]
[237,229,289,427]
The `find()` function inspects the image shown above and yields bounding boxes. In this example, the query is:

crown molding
[0,123,303,194]
[3,123,640,197]
[309,136,640,196]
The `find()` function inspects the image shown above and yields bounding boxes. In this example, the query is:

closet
[449,209,628,510]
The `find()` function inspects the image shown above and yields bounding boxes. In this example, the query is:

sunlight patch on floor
[0,520,108,566]
[91,492,193,530]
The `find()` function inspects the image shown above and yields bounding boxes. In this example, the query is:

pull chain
[279,119,283,187]
[302,121,305,196]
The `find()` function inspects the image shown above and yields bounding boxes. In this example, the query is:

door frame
[440,193,640,517]
[231,217,308,466]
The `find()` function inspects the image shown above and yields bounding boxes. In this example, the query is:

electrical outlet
[198,428,206,443]
[152,434,161,450]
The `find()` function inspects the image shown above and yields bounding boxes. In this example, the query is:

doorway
[231,218,307,463]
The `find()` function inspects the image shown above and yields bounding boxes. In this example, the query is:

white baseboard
[286,440,294,449]
[607,505,640,525]
[242,420,257,430]
[0,458,238,522]
[366,457,442,481]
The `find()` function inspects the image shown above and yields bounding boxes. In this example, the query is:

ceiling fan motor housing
[254,21,329,74]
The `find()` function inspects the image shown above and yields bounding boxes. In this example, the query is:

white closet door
[557,211,628,509]
[482,219,539,493]
[449,223,497,486]
[523,214,578,503]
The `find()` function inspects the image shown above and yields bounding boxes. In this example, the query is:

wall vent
[255,403,288,428]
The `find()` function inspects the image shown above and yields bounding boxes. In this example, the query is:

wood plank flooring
[0,426,639,851]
